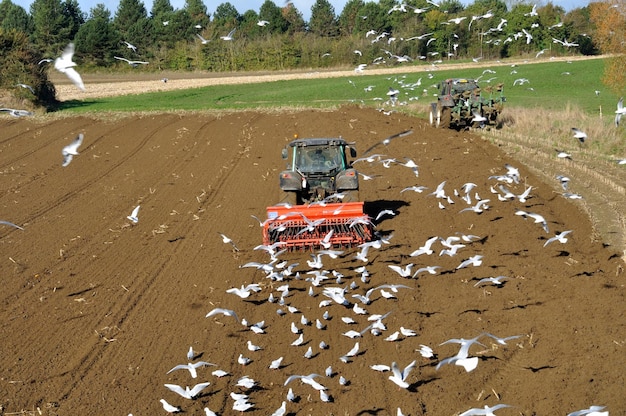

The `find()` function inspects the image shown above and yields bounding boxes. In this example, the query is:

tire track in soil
[51,114,262,408]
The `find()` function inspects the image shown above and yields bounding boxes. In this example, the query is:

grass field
[57,57,619,115]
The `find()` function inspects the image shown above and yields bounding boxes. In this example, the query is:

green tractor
[429,78,505,129]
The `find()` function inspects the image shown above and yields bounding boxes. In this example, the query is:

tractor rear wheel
[428,103,437,127]
[436,105,451,128]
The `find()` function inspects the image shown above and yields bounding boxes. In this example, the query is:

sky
[11,0,590,21]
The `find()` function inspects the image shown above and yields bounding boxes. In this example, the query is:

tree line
[0,0,614,108]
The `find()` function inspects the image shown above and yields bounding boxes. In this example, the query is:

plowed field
[1,106,624,416]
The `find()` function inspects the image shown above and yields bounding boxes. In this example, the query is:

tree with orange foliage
[590,1,626,94]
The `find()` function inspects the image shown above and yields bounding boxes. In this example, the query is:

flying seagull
[571,127,587,144]
[114,56,149,67]
[54,43,85,91]
[221,28,236,41]
[61,133,84,167]
[363,130,414,155]
[127,205,140,223]
[615,97,626,126]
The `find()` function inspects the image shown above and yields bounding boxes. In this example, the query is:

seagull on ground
[271,401,287,416]
[54,43,84,91]
[62,133,84,167]
[159,398,181,413]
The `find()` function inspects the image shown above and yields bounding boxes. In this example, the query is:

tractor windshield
[295,146,344,173]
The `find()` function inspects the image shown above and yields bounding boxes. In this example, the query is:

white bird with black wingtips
[62,133,84,167]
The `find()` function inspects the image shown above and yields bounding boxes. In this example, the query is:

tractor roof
[287,138,349,147]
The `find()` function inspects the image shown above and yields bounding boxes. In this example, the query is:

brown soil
[0,106,624,416]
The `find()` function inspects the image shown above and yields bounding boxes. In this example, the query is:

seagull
[375,209,396,222]
[196,33,211,44]
[556,149,572,160]
[167,361,216,379]
[388,360,416,389]
[127,205,140,223]
[269,356,283,369]
[218,232,239,251]
[15,83,35,94]
[284,373,326,391]
[60,133,84,167]
[571,127,587,144]
[459,404,512,416]
[0,108,33,117]
[474,276,509,287]
[159,399,181,413]
[401,185,427,193]
[0,220,24,230]
[271,401,287,416]
[54,43,84,91]
[114,56,149,67]
[456,255,483,269]
[122,40,137,53]
[257,20,270,26]
[164,382,211,399]
[363,130,414,155]
[388,264,414,278]
[482,333,522,345]
[205,307,240,323]
[544,230,572,246]
[409,236,439,256]
[412,265,441,277]
[615,97,626,126]
[567,406,609,416]
[417,344,435,358]
[221,28,236,40]
[515,210,549,233]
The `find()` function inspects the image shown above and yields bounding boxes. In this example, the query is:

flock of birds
[107,128,610,415]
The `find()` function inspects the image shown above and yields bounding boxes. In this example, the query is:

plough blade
[263,202,373,249]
